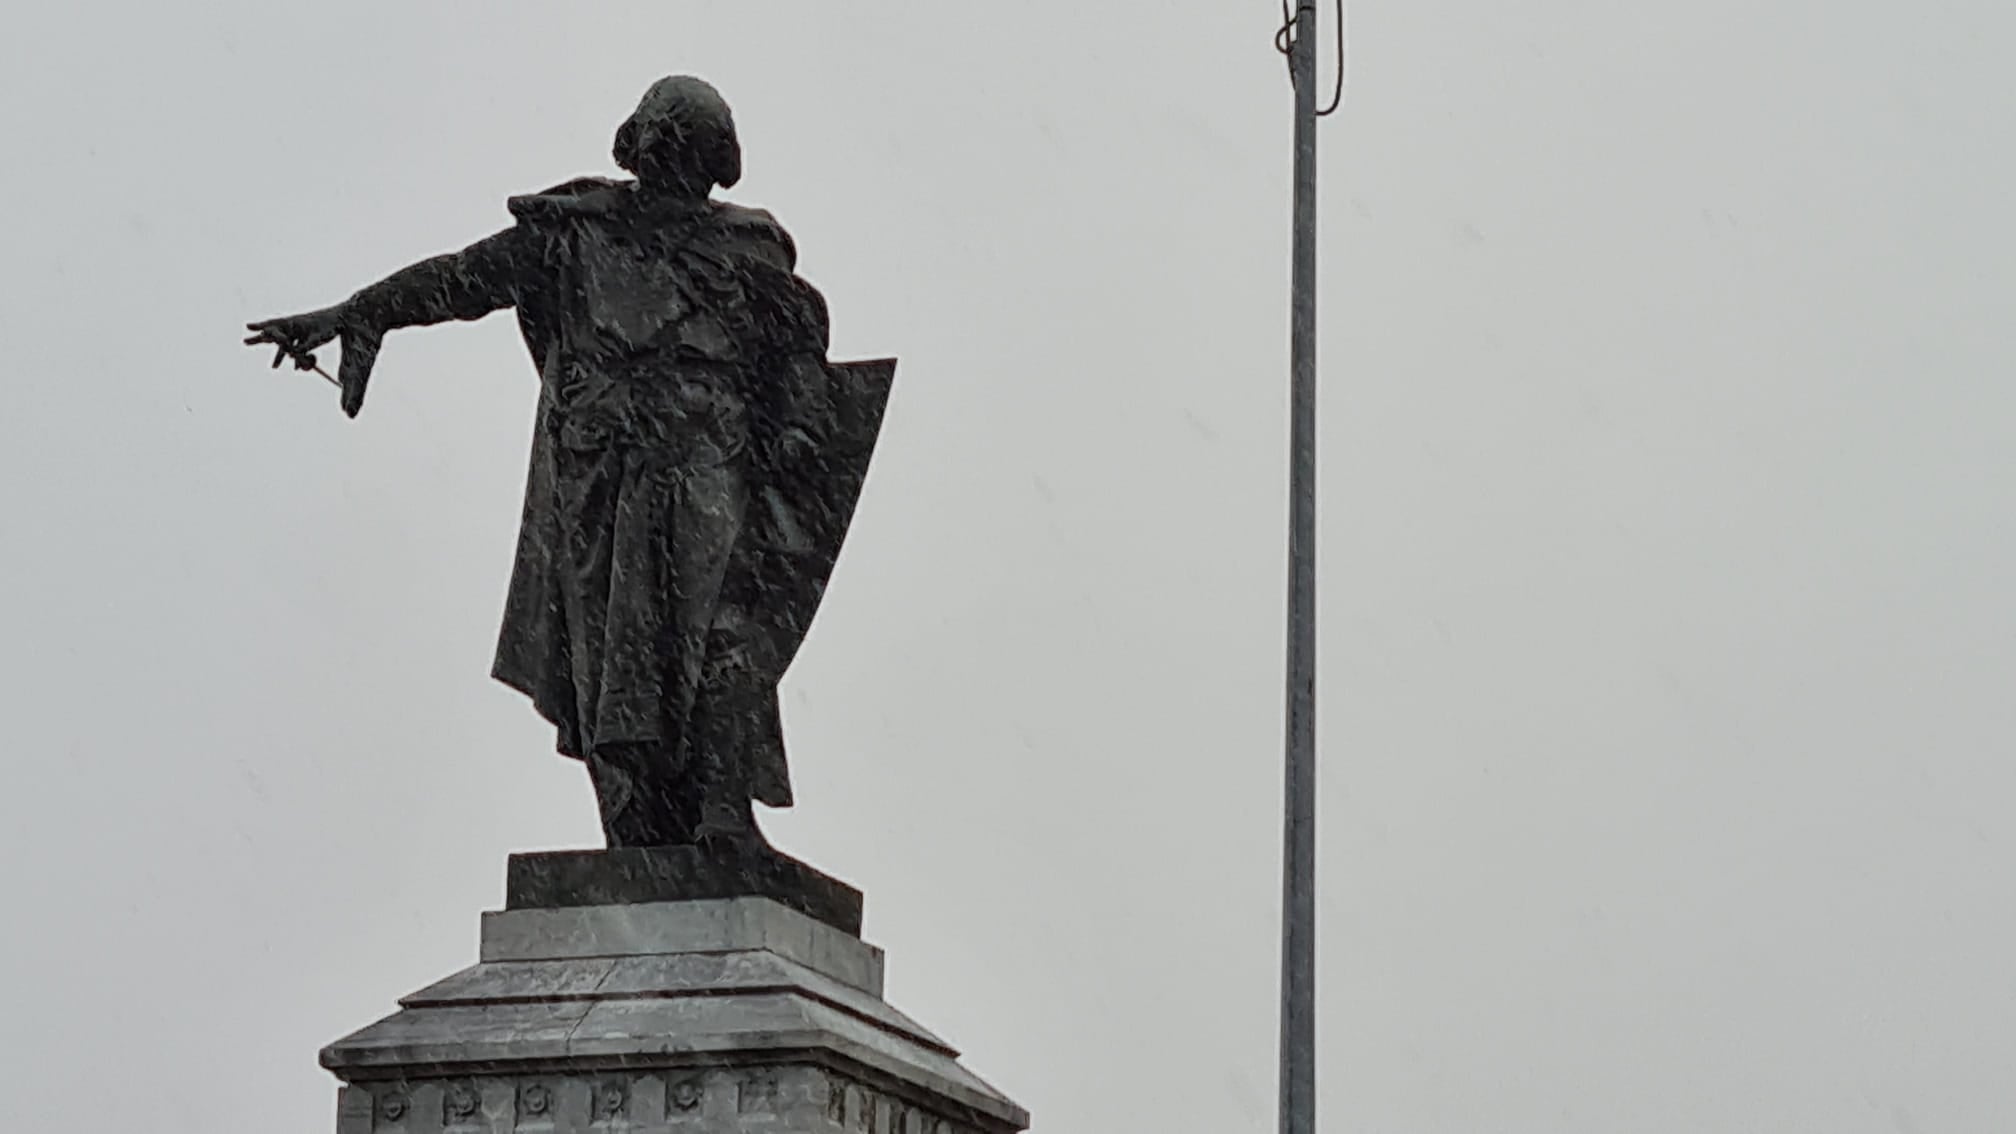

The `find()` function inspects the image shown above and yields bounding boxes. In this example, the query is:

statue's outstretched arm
[247,227,529,416]
[344,228,526,333]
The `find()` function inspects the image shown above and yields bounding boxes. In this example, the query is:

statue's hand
[243,305,348,373]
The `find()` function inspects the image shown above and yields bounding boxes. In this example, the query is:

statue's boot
[692,792,767,854]
[588,743,694,848]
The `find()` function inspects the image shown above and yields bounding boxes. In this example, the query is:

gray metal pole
[1280,3,1319,1134]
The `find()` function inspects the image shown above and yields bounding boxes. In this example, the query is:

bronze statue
[247,77,893,852]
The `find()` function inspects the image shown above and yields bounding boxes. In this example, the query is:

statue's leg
[572,445,745,848]
[684,604,774,849]
[639,462,762,849]
[586,749,640,847]
[587,742,697,847]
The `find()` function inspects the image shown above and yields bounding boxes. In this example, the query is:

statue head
[613,76,742,195]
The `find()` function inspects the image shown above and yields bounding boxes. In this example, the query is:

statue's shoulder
[711,200,785,233]
[708,200,797,268]
[506,177,633,222]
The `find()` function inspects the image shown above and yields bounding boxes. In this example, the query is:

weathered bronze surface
[247,77,893,852]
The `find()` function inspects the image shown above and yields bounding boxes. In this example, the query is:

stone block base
[321,895,1026,1134]
[506,846,864,935]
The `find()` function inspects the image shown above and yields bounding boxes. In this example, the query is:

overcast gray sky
[4,2,2014,1131]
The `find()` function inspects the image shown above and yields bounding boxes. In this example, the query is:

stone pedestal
[322,855,1028,1134]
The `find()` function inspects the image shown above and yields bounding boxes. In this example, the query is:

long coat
[345,178,892,807]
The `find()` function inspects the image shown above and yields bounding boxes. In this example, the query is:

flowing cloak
[345,177,893,808]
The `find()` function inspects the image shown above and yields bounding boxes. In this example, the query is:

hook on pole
[1274,0,1348,117]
